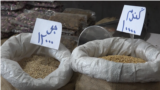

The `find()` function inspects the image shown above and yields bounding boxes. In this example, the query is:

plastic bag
[1,33,73,90]
[71,37,160,82]
[10,11,51,29]
[49,12,87,30]
[1,16,15,33]
[63,8,96,25]
[26,1,63,8]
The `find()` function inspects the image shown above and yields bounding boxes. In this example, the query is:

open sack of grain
[71,37,160,90]
[1,33,73,90]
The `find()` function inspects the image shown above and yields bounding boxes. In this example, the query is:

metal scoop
[77,25,112,46]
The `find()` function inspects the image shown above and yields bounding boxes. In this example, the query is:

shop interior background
[62,1,160,34]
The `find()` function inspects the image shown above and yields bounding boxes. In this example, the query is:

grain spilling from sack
[101,55,146,63]
[18,55,60,79]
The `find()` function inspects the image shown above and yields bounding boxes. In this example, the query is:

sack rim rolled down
[1,33,73,90]
[71,37,160,82]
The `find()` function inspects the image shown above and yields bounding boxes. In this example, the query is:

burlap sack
[58,72,80,90]
[75,74,160,90]
[1,76,18,90]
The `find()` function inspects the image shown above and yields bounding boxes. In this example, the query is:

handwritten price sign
[117,5,146,36]
[30,18,62,50]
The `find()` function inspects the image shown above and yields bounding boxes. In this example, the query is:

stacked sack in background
[1,1,96,52]
[26,0,63,12]
[10,9,53,33]
[10,1,63,34]
[49,8,96,51]
[63,8,96,26]
[9,9,96,51]
[0,0,27,39]
[48,12,87,51]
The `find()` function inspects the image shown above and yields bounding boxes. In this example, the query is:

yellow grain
[100,55,146,63]
[18,55,60,79]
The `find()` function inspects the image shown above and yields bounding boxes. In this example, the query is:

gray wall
[62,1,160,34]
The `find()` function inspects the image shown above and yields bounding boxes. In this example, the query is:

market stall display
[2,1,159,90]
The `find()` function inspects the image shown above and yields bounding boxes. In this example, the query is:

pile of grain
[100,55,146,63]
[18,55,60,79]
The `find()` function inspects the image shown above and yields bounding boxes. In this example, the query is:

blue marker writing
[126,9,133,21]
[40,34,47,45]
[38,25,58,45]
[126,8,145,22]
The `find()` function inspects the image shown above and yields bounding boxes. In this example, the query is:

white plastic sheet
[71,37,160,82]
[1,33,73,90]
